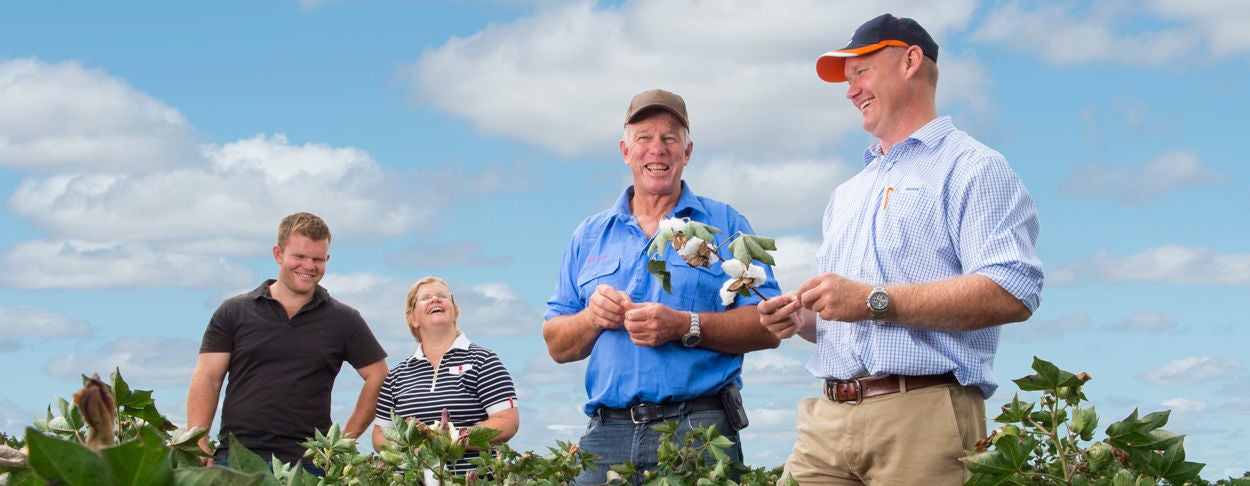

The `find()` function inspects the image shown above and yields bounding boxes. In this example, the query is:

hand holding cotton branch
[647,217,777,305]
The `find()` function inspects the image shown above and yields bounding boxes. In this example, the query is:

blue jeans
[574,407,742,485]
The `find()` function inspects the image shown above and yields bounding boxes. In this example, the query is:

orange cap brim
[815,40,910,83]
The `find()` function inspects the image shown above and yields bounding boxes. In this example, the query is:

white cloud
[0,58,198,172]
[742,346,818,391]
[1107,311,1179,334]
[0,240,254,290]
[1003,313,1092,341]
[518,350,585,386]
[1051,245,1250,286]
[973,3,1199,67]
[386,240,511,270]
[403,0,984,158]
[0,399,39,436]
[0,305,91,338]
[1060,151,1222,206]
[768,236,820,294]
[1149,0,1250,57]
[1140,356,1244,385]
[8,133,431,250]
[459,282,545,337]
[686,156,850,234]
[1161,397,1208,413]
[44,337,201,387]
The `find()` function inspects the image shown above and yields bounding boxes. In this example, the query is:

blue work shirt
[812,116,1044,398]
[546,182,781,416]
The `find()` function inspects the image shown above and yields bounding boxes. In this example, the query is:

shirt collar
[409,332,473,361]
[249,279,328,306]
[863,116,955,166]
[609,180,708,221]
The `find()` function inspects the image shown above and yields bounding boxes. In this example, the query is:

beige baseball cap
[624,89,689,128]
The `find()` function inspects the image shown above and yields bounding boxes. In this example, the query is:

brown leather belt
[824,372,958,404]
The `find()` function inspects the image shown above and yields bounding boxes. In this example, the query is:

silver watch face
[868,289,889,312]
[682,333,701,347]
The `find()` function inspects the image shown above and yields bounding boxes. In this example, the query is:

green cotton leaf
[108,368,132,405]
[467,426,502,450]
[173,466,270,486]
[1155,438,1205,483]
[743,235,775,266]
[26,426,111,485]
[101,426,173,486]
[686,221,721,242]
[647,259,673,294]
[1106,409,1174,451]
[960,434,1039,478]
[992,394,1035,424]
[226,433,272,475]
[707,435,734,450]
[745,234,776,251]
[1013,356,1086,392]
[729,238,751,265]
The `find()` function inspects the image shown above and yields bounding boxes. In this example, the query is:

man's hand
[758,291,804,339]
[586,284,632,330]
[798,272,871,322]
[622,302,682,347]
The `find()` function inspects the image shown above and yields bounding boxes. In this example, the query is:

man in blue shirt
[759,14,1044,484]
[544,88,781,485]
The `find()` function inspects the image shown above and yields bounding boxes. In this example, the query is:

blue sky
[2,0,1248,478]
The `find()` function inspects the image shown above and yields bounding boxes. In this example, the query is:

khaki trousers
[778,381,985,486]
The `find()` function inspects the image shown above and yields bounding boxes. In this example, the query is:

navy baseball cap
[816,14,939,83]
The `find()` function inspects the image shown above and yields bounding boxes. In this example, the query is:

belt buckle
[828,378,864,405]
[629,404,650,424]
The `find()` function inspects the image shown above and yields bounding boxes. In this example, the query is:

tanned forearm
[888,274,1031,331]
[542,311,603,363]
[696,305,780,354]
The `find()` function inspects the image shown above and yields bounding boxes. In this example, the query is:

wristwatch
[867,286,890,324]
[681,312,702,347]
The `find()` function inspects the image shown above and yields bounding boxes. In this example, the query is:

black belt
[599,395,724,424]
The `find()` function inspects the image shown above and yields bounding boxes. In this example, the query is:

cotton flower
[658,217,686,234]
[719,259,766,305]
[677,237,719,267]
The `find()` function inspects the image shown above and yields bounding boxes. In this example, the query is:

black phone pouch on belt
[718,383,749,431]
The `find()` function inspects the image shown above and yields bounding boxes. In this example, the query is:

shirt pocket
[665,248,724,310]
[877,185,945,261]
[576,255,622,295]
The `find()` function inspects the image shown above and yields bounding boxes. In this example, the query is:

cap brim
[814,40,909,83]
[625,103,689,128]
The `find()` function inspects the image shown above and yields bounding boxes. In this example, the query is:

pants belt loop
[899,375,907,393]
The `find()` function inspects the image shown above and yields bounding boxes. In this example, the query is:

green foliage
[610,421,782,485]
[961,356,1207,485]
[8,362,1246,485]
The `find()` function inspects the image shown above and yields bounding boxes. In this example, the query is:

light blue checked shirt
[811,116,1043,398]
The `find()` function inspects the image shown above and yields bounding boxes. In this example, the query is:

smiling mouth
[858,98,874,111]
[645,163,669,173]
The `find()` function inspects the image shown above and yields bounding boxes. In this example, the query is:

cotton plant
[647,217,777,305]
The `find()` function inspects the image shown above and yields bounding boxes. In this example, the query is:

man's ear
[904,45,923,76]
[272,245,282,263]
